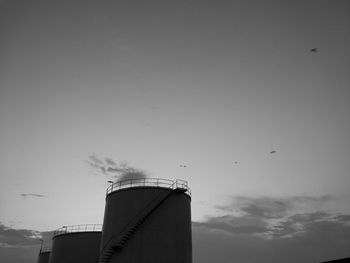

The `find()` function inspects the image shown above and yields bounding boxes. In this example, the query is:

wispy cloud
[86,155,148,181]
[20,194,46,199]
[196,195,337,238]
[104,157,116,166]
[0,223,51,248]
[0,223,53,263]
[216,195,332,218]
[193,213,350,263]
[193,195,350,263]
[193,214,269,235]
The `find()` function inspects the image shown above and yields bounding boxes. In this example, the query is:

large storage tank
[99,178,192,263]
[37,247,50,263]
[48,224,102,263]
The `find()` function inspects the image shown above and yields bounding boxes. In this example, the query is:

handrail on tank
[106,178,191,197]
[40,246,51,253]
[53,224,102,237]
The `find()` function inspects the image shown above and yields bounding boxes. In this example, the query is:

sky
[0,0,350,262]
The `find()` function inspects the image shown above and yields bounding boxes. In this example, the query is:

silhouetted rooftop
[322,257,350,263]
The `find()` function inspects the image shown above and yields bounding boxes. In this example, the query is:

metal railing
[106,178,191,197]
[40,246,51,253]
[53,224,102,237]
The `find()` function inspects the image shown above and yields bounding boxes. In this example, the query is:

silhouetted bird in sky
[179,165,187,168]
[270,150,276,154]
[310,48,318,52]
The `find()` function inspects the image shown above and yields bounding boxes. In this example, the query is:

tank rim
[106,185,192,200]
[39,246,51,253]
[106,178,191,197]
[52,224,102,238]
[39,251,51,254]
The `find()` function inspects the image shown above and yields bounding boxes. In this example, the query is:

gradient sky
[1,1,350,262]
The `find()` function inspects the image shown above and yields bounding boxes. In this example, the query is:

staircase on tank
[98,185,186,263]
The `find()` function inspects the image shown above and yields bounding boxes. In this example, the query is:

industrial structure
[48,224,102,263]
[36,246,50,263]
[37,178,192,263]
[321,258,350,263]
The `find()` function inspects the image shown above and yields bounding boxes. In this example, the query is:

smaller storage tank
[37,247,50,263]
[48,224,102,263]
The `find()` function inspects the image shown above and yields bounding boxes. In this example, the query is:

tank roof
[53,224,102,238]
[39,246,51,253]
[106,178,191,197]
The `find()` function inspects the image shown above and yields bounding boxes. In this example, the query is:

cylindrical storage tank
[48,224,102,263]
[37,247,50,263]
[100,178,192,263]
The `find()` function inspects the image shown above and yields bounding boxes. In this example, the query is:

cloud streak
[86,155,148,181]
[216,195,332,217]
[0,223,53,263]
[193,214,350,263]
[193,214,269,235]
[193,195,350,262]
[20,194,46,199]
[0,223,49,248]
[198,195,337,238]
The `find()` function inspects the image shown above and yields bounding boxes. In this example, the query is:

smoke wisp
[87,155,148,181]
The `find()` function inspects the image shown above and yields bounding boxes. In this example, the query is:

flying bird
[270,150,276,154]
[310,48,318,52]
[179,165,187,168]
